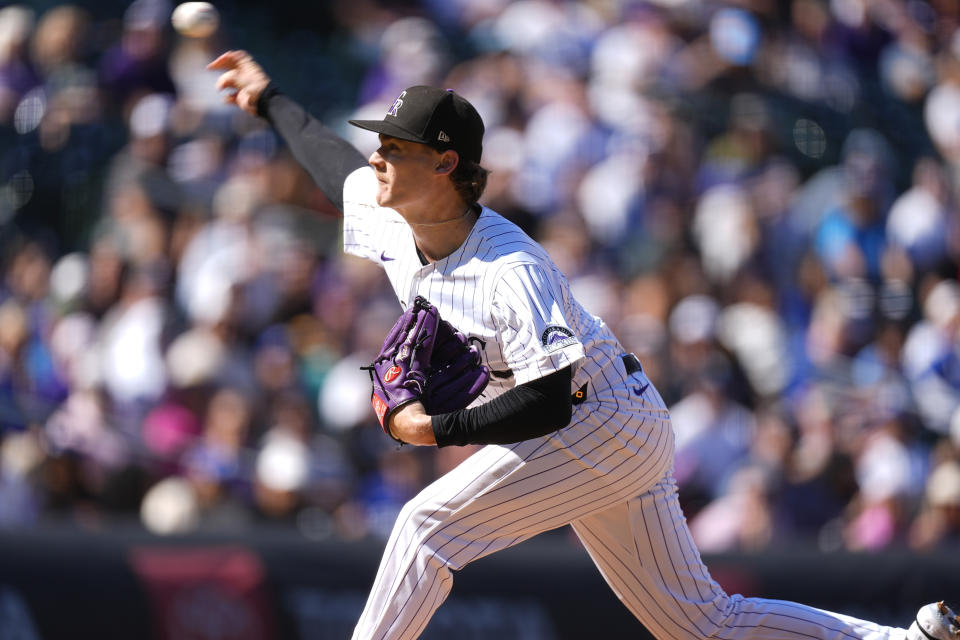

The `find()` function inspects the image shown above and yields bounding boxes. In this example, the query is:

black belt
[573,353,642,405]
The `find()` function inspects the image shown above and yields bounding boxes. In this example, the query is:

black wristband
[256,81,282,119]
[431,367,573,447]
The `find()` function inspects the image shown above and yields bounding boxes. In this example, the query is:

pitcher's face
[368,135,443,212]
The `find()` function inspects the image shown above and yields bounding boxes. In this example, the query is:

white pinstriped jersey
[342,169,908,640]
[342,166,624,404]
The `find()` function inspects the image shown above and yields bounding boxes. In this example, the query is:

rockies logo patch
[541,325,577,353]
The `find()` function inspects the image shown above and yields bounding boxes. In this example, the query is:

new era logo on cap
[349,86,484,164]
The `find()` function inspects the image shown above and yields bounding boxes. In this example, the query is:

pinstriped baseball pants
[351,374,906,640]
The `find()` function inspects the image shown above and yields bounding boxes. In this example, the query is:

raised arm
[207,50,367,213]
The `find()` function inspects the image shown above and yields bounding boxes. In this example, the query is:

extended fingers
[214,68,239,92]
[211,51,267,115]
[206,49,249,71]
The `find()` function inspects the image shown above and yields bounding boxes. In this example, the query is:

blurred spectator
[0,5,38,124]
[910,458,960,549]
[670,351,756,514]
[178,386,254,531]
[886,156,954,274]
[0,429,42,526]
[690,464,775,553]
[902,278,960,434]
[98,0,176,117]
[843,420,918,550]
[814,129,895,282]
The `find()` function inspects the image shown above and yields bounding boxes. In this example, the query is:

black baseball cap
[349,86,484,164]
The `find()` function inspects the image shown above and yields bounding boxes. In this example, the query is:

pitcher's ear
[435,150,460,175]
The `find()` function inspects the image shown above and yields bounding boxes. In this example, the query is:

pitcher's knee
[667,590,741,639]
[701,593,746,637]
[392,498,446,552]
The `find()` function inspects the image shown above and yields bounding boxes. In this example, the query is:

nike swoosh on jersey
[380,251,394,262]
[632,382,649,396]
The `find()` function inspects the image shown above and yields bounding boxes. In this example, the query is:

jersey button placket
[407,263,434,306]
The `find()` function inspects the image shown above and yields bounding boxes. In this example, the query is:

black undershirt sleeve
[431,366,573,447]
[257,83,367,214]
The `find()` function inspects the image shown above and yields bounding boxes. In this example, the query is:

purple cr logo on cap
[387,90,406,117]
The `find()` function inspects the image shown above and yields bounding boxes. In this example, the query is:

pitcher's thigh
[391,425,672,572]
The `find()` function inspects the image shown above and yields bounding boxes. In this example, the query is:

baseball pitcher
[209,50,957,640]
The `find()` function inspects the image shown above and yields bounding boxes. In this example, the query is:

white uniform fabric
[342,166,905,640]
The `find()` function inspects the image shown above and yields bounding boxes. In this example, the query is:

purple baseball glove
[363,296,440,437]
[422,319,489,414]
[363,297,490,441]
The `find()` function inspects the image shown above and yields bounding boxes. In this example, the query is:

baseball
[171,2,219,38]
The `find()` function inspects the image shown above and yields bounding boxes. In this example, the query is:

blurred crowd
[2,0,960,553]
